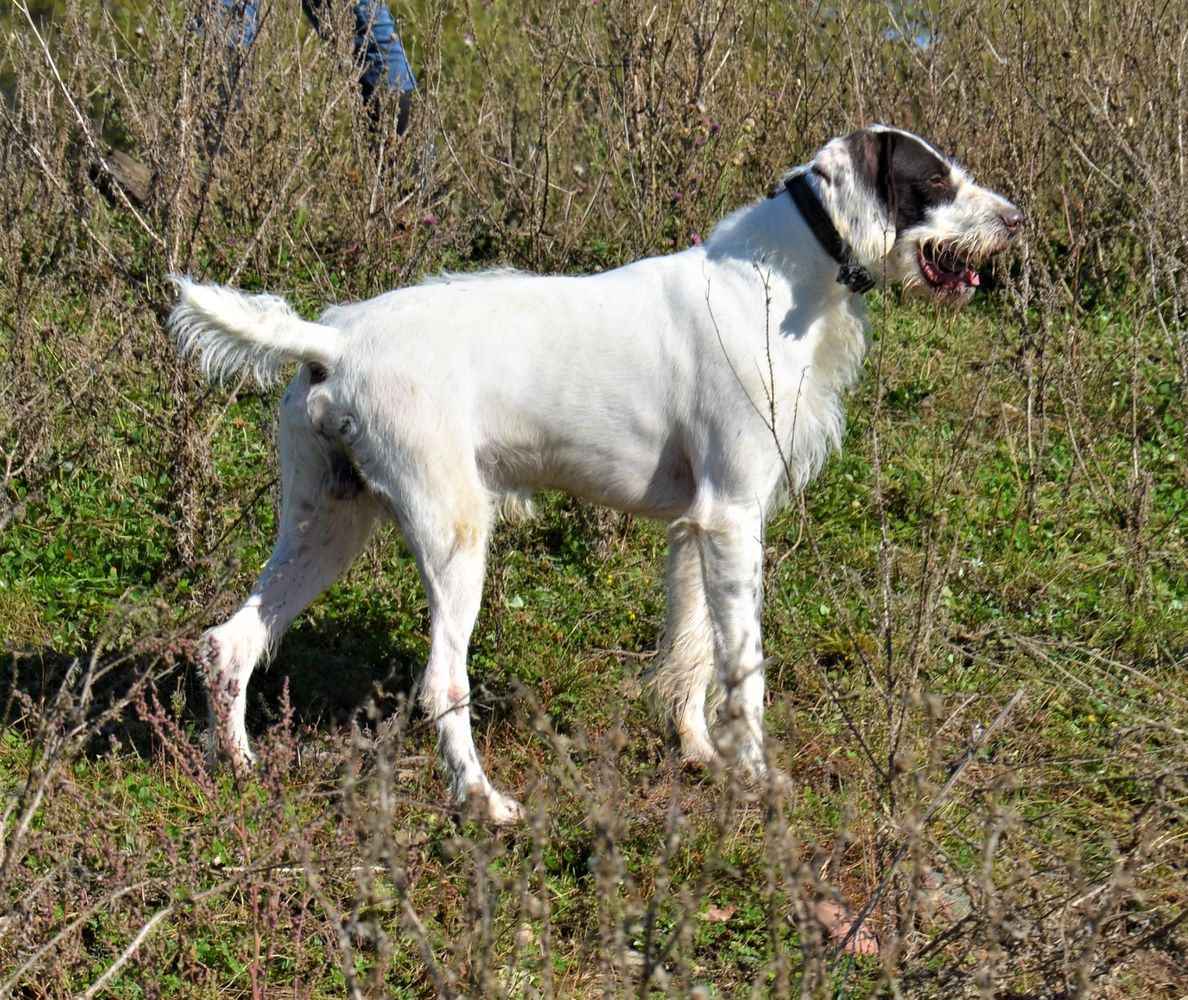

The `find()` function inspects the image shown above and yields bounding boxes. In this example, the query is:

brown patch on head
[844,127,957,232]
[843,130,881,192]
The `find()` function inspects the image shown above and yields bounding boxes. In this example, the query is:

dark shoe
[90,149,153,207]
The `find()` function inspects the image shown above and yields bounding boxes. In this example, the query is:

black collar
[783,172,876,294]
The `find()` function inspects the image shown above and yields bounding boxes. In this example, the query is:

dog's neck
[783,172,876,295]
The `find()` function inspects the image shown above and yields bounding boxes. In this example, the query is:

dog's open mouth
[916,242,981,297]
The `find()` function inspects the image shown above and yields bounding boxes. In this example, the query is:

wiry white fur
[169,276,342,386]
[169,127,1019,825]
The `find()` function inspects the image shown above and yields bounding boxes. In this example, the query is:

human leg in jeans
[215,0,416,132]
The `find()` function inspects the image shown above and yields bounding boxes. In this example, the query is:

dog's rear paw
[486,790,524,826]
[203,723,256,775]
[696,736,790,795]
[460,785,524,826]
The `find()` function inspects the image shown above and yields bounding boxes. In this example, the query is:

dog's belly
[478,434,696,520]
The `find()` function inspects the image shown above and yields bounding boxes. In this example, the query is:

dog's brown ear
[845,127,892,205]
[850,126,957,232]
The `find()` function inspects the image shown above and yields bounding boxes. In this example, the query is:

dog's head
[812,125,1022,304]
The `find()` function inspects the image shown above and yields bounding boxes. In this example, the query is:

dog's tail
[168,276,343,386]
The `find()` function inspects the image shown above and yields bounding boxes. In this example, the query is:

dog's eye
[928,173,949,188]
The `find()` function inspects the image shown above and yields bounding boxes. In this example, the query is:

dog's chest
[764,296,868,491]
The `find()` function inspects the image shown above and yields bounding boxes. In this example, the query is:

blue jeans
[216,0,416,103]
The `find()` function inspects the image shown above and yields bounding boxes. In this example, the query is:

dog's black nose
[1000,206,1023,237]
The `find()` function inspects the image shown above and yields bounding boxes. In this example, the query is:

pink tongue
[924,253,979,289]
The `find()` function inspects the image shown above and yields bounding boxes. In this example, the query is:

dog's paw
[459,784,524,826]
[485,789,524,827]
[678,729,718,770]
[737,741,769,780]
[204,721,257,775]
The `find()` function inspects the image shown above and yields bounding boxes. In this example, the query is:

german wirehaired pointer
[170,125,1021,823]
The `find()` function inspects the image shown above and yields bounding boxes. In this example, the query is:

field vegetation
[1,0,1186,995]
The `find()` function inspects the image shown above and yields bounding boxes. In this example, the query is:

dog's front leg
[697,506,769,778]
[648,522,718,766]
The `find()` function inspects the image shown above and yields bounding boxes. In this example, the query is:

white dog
[170,125,1021,824]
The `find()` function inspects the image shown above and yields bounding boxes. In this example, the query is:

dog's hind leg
[201,381,380,772]
[696,504,768,779]
[648,521,718,766]
[202,492,379,771]
[416,519,522,824]
[368,454,520,825]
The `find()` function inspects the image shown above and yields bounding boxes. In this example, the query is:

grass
[4,298,1183,996]
[2,0,1188,995]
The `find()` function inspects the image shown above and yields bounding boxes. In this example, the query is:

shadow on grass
[0,605,426,762]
